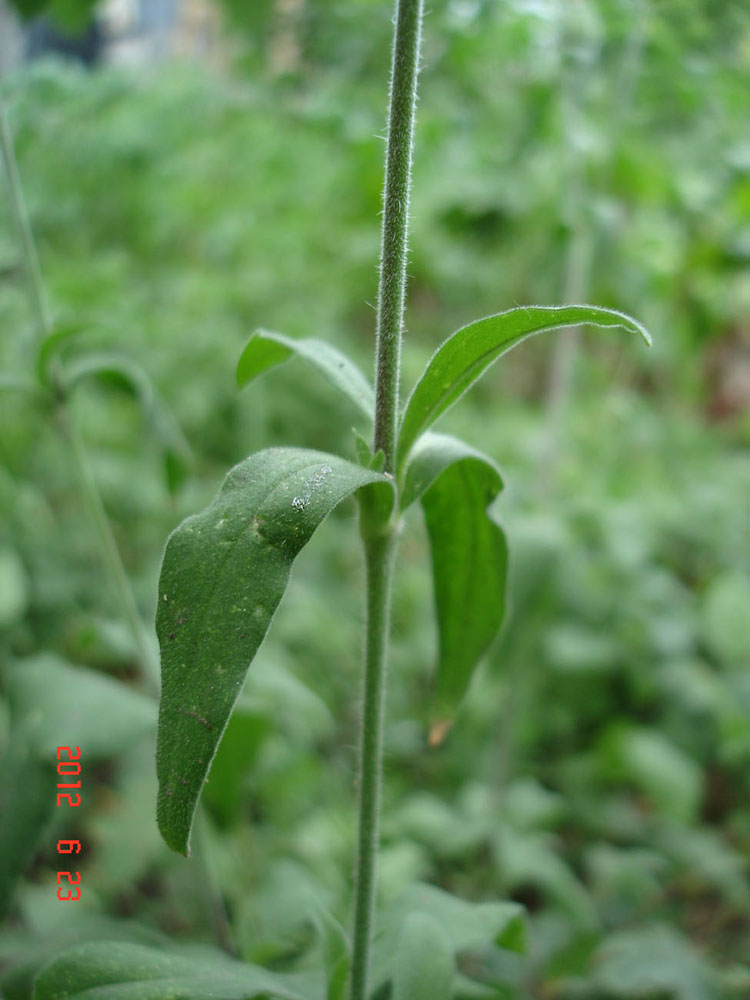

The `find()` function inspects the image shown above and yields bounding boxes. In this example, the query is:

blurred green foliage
[0,0,748,996]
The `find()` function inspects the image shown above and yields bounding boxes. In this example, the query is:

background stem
[350,2,423,997]
[0,97,51,342]
[1,89,160,686]
[1,88,231,946]
[61,405,161,692]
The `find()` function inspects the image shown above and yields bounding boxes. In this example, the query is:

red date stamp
[55,746,82,901]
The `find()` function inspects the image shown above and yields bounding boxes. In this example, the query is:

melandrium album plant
[152,1,649,997]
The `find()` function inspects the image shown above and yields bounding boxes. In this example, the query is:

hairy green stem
[349,532,397,1000]
[350,2,422,997]
[373,0,423,473]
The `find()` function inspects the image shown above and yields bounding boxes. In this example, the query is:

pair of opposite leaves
[155,304,650,856]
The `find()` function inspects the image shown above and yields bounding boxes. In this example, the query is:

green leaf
[372,883,525,991]
[0,547,29,627]
[352,426,372,466]
[0,916,167,999]
[237,329,375,419]
[591,924,719,1000]
[64,353,191,496]
[310,905,349,1000]
[601,725,702,824]
[392,912,454,1000]
[35,322,83,387]
[156,448,391,855]
[402,433,507,729]
[201,705,270,828]
[701,571,750,669]
[31,940,320,1000]
[6,654,156,760]
[397,305,651,472]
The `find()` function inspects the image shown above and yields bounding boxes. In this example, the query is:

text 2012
[56,745,82,902]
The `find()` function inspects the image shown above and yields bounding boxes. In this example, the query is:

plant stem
[349,533,397,1000]
[373,0,423,474]
[61,405,161,693]
[0,97,52,341]
[350,2,422,998]
[1,90,159,687]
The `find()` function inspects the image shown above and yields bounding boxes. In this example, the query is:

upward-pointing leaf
[237,329,375,419]
[402,434,507,731]
[397,305,651,473]
[156,448,391,856]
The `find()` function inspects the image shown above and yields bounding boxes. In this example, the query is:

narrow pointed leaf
[237,329,375,419]
[156,448,391,855]
[32,940,320,1000]
[392,912,454,1000]
[403,433,507,727]
[397,305,651,472]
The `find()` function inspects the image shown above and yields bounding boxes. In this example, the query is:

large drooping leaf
[237,329,375,419]
[402,433,507,729]
[32,940,320,1000]
[156,448,391,855]
[372,883,525,991]
[391,912,454,1000]
[397,305,651,472]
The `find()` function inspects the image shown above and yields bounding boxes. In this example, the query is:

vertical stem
[1,91,159,688]
[0,96,52,340]
[373,0,423,473]
[349,533,396,1000]
[350,2,422,998]
[61,406,161,693]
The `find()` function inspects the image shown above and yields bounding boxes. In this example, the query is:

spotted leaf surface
[156,448,391,855]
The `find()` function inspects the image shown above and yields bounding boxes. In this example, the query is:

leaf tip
[428,718,453,747]
[157,790,192,858]
[640,326,653,347]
